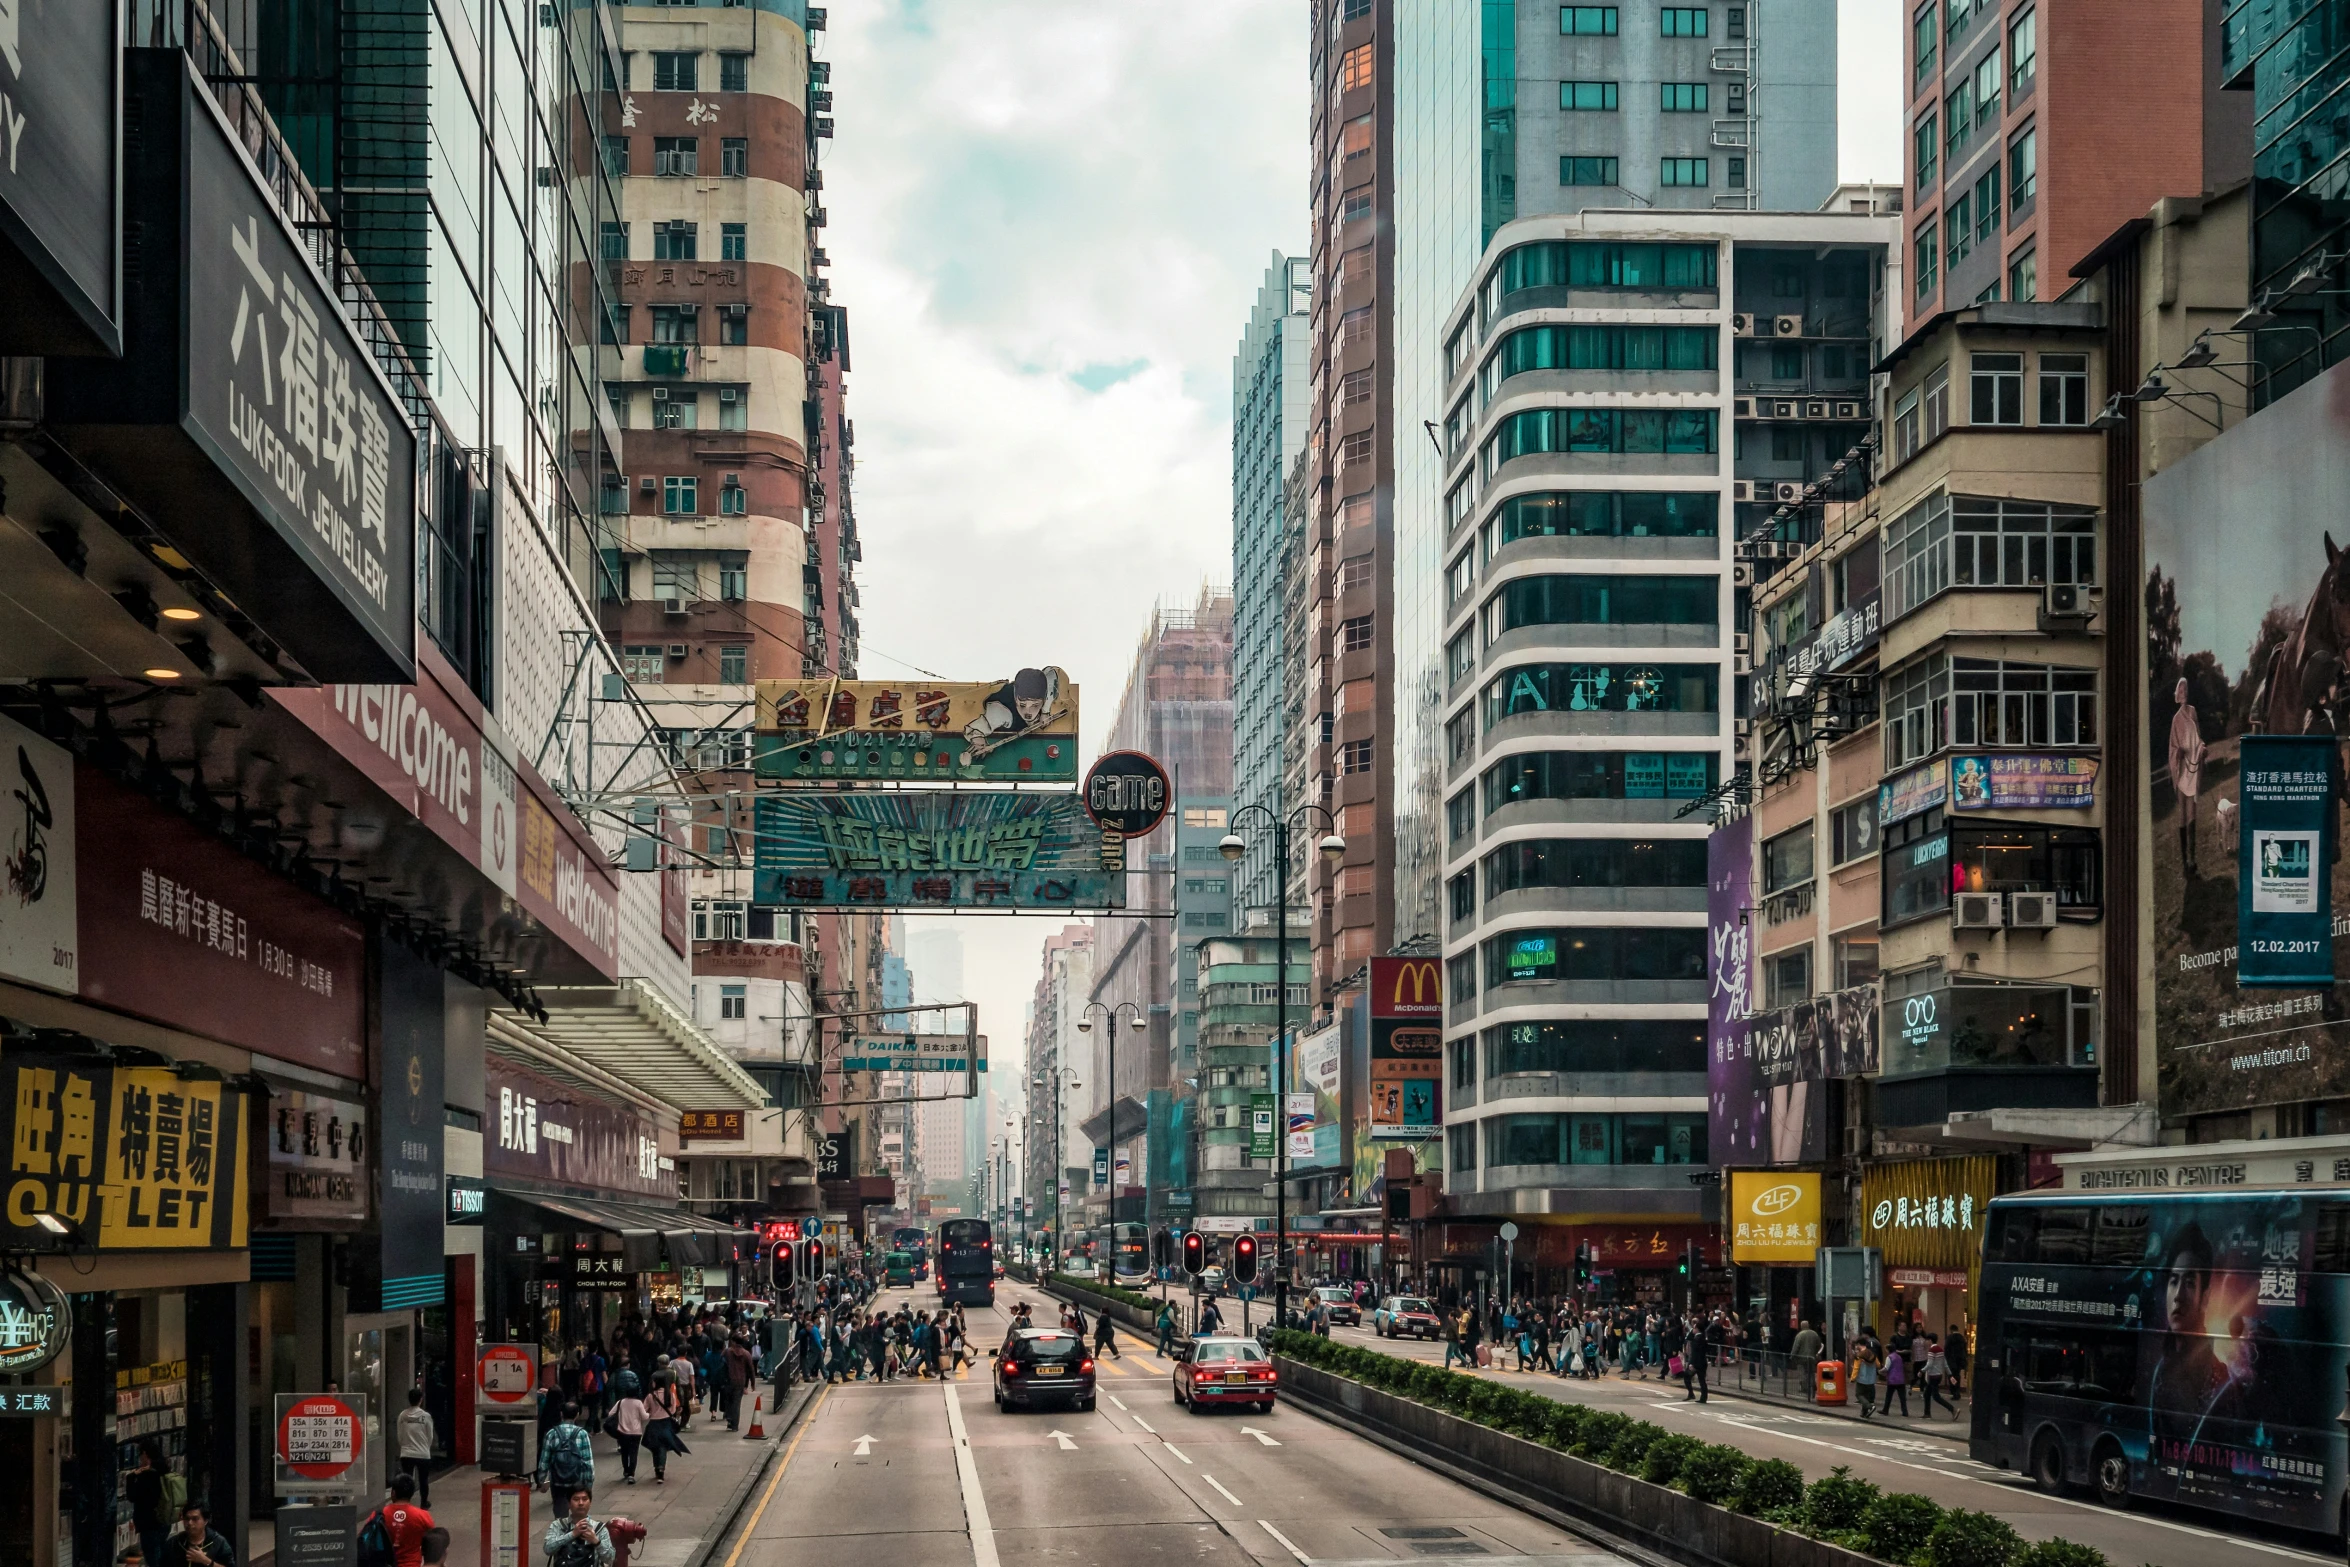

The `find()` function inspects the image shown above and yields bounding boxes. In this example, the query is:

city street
[722,1287,1614,1566]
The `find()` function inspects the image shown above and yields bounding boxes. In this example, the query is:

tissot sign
[45,53,414,683]
[0,0,118,356]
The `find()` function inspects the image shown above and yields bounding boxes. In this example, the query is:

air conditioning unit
[651,387,670,402]
[720,387,740,404]
[2007,890,2060,929]
[1805,400,1828,419]
[1834,400,1863,419]
[1732,479,1758,502]
[1733,649,1752,676]
[2045,582,2092,619]
[1953,891,2006,930]
[1775,315,1805,337]
[660,596,687,616]
[1733,397,1753,419]
[1732,561,1755,588]
[667,643,689,659]
[1733,632,1751,657]
[1772,481,1803,504]
[639,475,657,493]
[1772,400,1795,418]
[1731,314,1757,336]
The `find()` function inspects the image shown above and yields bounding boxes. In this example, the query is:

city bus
[891,1224,930,1266]
[1111,1221,1150,1285]
[1972,1190,2350,1540]
[937,1218,995,1306]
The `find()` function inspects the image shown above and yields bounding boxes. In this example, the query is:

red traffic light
[1180,1229,1205,1276]
[772,1243,796,1289]
[1232,1233,1259,1285]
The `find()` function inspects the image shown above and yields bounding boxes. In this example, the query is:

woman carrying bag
[607,1383,648,1485]
[642,1374,690,1484]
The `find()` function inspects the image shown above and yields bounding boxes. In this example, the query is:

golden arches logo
[1390,961,1439,1008]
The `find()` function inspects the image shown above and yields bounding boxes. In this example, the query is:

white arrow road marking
[1203,1474,1244,1507]
[852,1434,876,1456]
[1131,1415,1156,1433]
[942,1385,999,1567]
[1161,1442,1193,1465]
[1238,1425,1281,1446]
[1259,1520,1311,1564]
[1046,1429,1078,1450]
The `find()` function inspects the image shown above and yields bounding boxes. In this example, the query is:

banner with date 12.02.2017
[752,790,1121,910]
[1,1060,250,1250]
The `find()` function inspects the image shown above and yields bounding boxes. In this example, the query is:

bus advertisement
[1973,1191,2350,1536]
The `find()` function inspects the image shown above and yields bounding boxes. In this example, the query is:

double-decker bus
[936,1218,995,1306]
[1111,1221,1150,1285]
[891,1224,930,1271]
[1973,1190,2350,1540]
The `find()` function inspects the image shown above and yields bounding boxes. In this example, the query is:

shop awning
[494,1189,746,1273]
[499,978,766,1112]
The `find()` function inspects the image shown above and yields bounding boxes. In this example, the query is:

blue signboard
[2238,735,2336,987]
[752,790,1121,909]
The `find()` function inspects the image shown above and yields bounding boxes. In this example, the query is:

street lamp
[1219,802,1346,1335]
[1078,1000,1146,1274]
[1033,1065,1081,1271]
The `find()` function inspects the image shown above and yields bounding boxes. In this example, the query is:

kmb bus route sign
[477,1343,537,1406]
[276,1392,364,1492]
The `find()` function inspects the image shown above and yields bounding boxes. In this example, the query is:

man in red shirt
[378,1473,436,1567]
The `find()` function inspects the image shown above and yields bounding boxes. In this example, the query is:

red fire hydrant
[609,1516,649,1567]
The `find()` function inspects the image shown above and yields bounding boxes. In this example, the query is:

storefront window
[1481,1111,1709,1166]
[1883,980,2096,1074]
[1884,815,2102,928]
[1882,808,1951,925]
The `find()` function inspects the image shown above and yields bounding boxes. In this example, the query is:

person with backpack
[540,1484,616,1567]
[360,1473,435,1567]
[124,1442,168,1567]
[538,1402,595,1502]
[1093,1308,1120,1361]
[1155,1300,1177,1358]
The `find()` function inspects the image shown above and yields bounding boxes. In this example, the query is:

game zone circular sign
[278,1395,362,1483]
[478,1343,537,1405]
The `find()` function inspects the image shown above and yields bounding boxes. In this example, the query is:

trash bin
[1816,1358,1849,1405]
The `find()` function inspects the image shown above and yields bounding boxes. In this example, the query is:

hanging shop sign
[753,790,1121,910]
[838,1034,988,1074]
[476,1343,537,1408]
[1728,1172,1823,1263]
[485,1054,673,1201]
[445,1174,487,1225]
[754,669,1079,783]
[1878,759,1947,826]
[1092,1147,1109,1184]
[0,1058,250,1250]
[0,0,119,356]
[1368,958,1441,1141]
[263,1085,369,1226]
[1082,751,1172,837]
[275,1392,366,1494]
[0,1266,69,1376]
[1948,753,2100,812]
[815,1129,852,1181]
[568,1252,633,1285]
[2238,734,2336,987]
[368,941,446,1311]
[679,1110,746,1142]
[46,54,415,682]
[1249,1094,1277,1161]
[1858,1155,1996,1272]
[1706,819,1765,1164]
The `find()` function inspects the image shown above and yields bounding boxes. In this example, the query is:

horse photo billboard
[2145,355,2350,1118]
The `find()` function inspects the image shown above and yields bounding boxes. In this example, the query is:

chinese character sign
[753,791,1120,909]
[3,1062,249,1250]
[1729,1171,1822,1263]
[1707,819,1769,1164]
[754,670,1080,783]
[1859,1156,1995,1271]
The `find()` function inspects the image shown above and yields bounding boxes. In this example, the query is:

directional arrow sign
[853,1434,876,1456]
[1046,1429,1078,1450]
[1238,1426,1281,1447]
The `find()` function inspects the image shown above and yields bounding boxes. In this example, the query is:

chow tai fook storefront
[1857,1155,2000,1342]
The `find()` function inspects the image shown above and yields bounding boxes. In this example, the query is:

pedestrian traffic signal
[1232,1233,1259,1285]
[1181,1229,1205,1277]
[1573,1242,1591,1287]
[1153,1229,1175,1268]
[1680,1241,1699,1279]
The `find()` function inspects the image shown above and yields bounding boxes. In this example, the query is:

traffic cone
[745,1395,765,1439]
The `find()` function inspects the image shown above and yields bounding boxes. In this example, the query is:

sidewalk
[252,1382,814,1567]
[1458,1353,1976,1444]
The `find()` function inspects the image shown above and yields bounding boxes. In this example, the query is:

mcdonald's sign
[1372,957,1443,1020]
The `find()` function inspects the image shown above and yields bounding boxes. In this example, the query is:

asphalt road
[720,1283,1622,1567]
[1317,1317,2341,1567]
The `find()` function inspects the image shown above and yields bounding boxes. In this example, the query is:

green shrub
[1604,1419,1668,1473]
[1572,1409,1632,1460]
[1860,1493,1945,1563]
[1921,1509,2023,1567]
[1679,1444,1751,1504]
[2013,1540,2110,1567]
[1734,1458,1806,1517]
[1543,1401,1591,1452]
[1803,1466,1880,1534]
[1641,1434,1702,1486]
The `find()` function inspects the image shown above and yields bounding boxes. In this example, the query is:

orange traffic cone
[745,1394,765,1439]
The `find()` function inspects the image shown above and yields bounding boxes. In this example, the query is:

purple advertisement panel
[1707,819,1764,1165]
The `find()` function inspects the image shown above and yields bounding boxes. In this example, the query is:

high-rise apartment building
[1898,0,2243,329]
[1232,255,1313,920]
[2230,0,2350,402]
[1023,925,1096,1250]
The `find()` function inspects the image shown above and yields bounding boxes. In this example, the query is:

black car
[992,1327,1096,1412]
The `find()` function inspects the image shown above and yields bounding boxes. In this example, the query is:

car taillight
[1080,1358,1095,1373]
[1003,1362,1020,1376]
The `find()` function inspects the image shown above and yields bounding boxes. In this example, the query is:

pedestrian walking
[723,1335,757,1428]
[1945,1325,1969,1394]
[1155,1300,1178,1358]
[1883,1337,1910,1417]
[158,1501,235,1567]
[1920,1335,1956,1418]
[373,1474,435,1567]
[641,1377,686,1484]
[609,1382,647,1484]
[1853,1341,1880,1419]
[124,1443,168,1567]
[538,1402,595,1502]
[397,1388,437,1506]
[1441,1307,1468,1371]
[1094,1308,1121,1360]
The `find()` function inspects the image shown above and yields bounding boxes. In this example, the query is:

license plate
[1033,1366,1065,1377]
[1225,1371,1248,1383]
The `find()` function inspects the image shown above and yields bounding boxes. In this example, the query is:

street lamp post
[1219,802,1346,1336]
[1078,1000,1145,1278]
[1033,1064,1080,1271]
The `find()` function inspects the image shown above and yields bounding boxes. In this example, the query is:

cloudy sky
[824,1,1901,1110]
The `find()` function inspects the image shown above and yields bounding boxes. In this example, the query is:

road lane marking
[1259,1520,1311,1563]
[943,1384,1002,1567]
[720,1383,828,1567]
[1132,1415,1156,1433]
[852,1433,876,1455]
[1162,1441,1194,1464]
[1203,1473,1244,1507]
[1046,1428,1079,1450]
[1238,1425,1280,1446]
[1107,1395,1129,1411]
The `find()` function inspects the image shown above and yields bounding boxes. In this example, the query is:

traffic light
[1181,1229,1205,1277]
[800,1237,826,1280]
[1573,1242,1591,1288]
[1152,1229,1174,1268]
[1232,1233,1259,1285]
[1681,1241,1700,1279]
[1676,1244,1691,1278]
[772,1242,796,1290]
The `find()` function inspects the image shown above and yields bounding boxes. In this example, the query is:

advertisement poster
[1981,1193,2350,1532]
[1859,1156,1994,1270]
[1739,985,1879,1164]
[1295,1025,1343,1171]
[754,668,1079,783]
[1729,1172,1822,1263]
[2145,356,2350,1115]
[0,1060,251,1250]
[1879,759,1948,826]
[2238,735,2335,986]
[1706,819,1763,1162]
[753,790,1119,910]
[1249,1094,1276,1161]
[1368,958,1441,1141]
[1948,754,2100,812]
